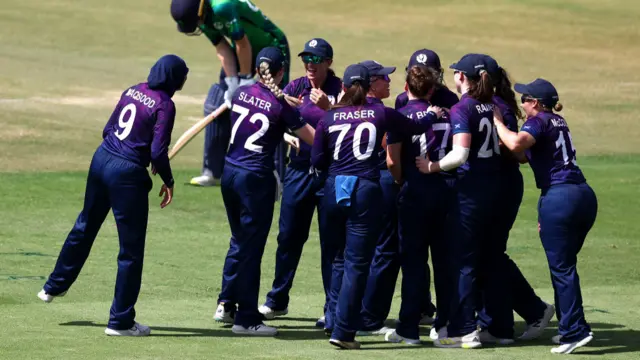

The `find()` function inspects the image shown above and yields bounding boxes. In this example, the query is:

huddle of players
[210,38,598,355]
[36,0,597,356]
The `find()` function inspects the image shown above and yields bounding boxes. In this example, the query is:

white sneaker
[190,175,220,187]
[315,316,325,328]
[519,302,555,340]
[231,323,278,336]
[551,334,593,354]
[478,330,515,345]
[104,322,151,336]
[385,330,421,345]
[419,315,434,325]
[430,326,448,340]
[356,326,394,336]
[552,332,594,345]
[258,305,288,320]
[329,338,361,349]
[37,289,67,303]
[434,330,482,349]
[213,303,234,324]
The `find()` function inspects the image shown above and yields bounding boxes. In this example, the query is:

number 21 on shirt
[329,123,377,160]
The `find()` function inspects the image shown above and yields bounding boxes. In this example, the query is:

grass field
[1,0,640,359]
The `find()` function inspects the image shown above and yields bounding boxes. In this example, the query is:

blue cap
[449,53,489,78]
[515,78,559,107]
[481,54,501,76]
[359,60,396,77]
[298,38,333,59]
[343,64,370,88]
[170,0,201,33]
[256,47,287,73]
[407,49,441,70]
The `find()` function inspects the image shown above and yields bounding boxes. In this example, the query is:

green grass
[1,0,640,359]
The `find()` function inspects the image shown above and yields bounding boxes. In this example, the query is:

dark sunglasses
[371,75,391,82]
[520,95,536,104]
[302,55,326,64]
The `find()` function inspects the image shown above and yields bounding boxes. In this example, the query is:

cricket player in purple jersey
[417,54,507,349]
[382,65,456,345]
[258,39,342,326]
[354,60,405,337]
[37,55,189,336]
[170,0,290,186]
[395,49,459,110]
[311,64,443,349]
[494,79,597,354]
[474,55,555,344]
[214,47,315,336]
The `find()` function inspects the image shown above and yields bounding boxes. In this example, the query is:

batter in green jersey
[171,0,290,105]
[170,0,291,188]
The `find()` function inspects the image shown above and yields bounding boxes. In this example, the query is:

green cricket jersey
[199,0,287,55]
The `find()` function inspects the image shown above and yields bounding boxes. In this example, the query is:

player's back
[450,94,501,175]
[226,82,302,173]
[101,83,174,167]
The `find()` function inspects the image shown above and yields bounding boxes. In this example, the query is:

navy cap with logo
[515,78,559,107]
[481,54,500,76]
[170,0,201,33]
[256,47,287,73]
[407,49,441,70]
[449,53,490,78]
[298,38,333,59]
[343,64,370,88]
[359,60,396,77]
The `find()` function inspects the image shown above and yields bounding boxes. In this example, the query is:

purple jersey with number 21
[311,103,436,180]
[226,83,305,173]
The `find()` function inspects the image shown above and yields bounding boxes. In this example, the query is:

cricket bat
[168,103,229,160]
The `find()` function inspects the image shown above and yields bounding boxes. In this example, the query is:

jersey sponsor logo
[309,39,318,48]
[125,88,156,108]
[416,54,428,65]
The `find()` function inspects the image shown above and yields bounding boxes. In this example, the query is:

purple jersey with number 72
[101,82,176,187]
[226,83,305,173]
[311,103,437,180]
[520,111,586,188]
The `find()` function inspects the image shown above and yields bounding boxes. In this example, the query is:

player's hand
[159,185,173,208]
[238,74,256,88]
[151,165,158,175]
[224,76,240,108]
[415,154,437,174]
[284,133,301,155]
[427,106,444,118]
[310,89,331,110]
[285,95,302,107]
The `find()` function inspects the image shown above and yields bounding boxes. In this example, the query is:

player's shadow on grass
[60,321,321,338]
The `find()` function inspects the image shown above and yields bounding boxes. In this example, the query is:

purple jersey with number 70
[520,112,586,188]
[311,103,437,180]
[101,82,175,186]
[226,83,305,173]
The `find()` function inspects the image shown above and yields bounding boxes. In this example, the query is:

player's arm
[234,35,253,77]
[102,103,121,139]
[310,120,329,171]
[151,102,176,190]
[494,107,536,152]
[213,0,252,78]
[216,39,239,78]
[386,141,403,184]
[416,106,470,173]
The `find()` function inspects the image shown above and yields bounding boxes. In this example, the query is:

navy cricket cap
[407,49,441,70]
[343,64,370,88]
[298,38,333,59]
[515,78,559,107]
[359,60,396,77]
[481,54,501,75]
[449,53,489,78]
[170,0,201,33]
[256,47,287,73]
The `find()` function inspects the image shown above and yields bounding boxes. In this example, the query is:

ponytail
[258,61,284,98]
[553,102,563,112]
[467,71,494,103]
[334,83,368,108]
[406,65,438,99]
[494,68,524,120]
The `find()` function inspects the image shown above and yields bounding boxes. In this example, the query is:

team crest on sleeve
[309,40,318,48]
[416,54,428,65]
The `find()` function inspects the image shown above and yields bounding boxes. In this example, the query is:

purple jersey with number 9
[226,83,305,173]
[520,112,586,188]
